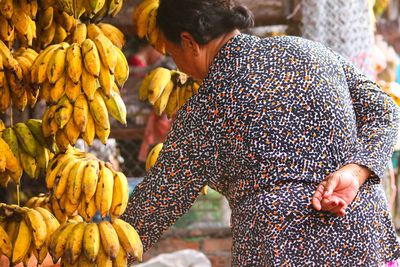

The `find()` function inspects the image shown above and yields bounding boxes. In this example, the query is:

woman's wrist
[346,163,372,187]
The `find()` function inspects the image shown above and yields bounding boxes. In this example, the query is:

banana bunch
[0,119,56,187]
[0,42,39,112]
[0,203,60,266]
[57,0,123,21]
[30,37,128,147]
[48,218,142,265]
[68,22,126,50]
[44,146,129,223]
[36,1,76,50]
[139,67,201,118]
[132,0,165,54]
[0,0,38,48]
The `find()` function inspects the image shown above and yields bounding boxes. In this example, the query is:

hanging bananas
[132,0,166,54]
[55,0,124,21]
[139,67,201,118]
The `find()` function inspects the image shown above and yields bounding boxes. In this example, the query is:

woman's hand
[312,164,371,216]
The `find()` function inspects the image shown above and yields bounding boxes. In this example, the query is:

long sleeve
[121,98,217,252]
[336,52,400,179]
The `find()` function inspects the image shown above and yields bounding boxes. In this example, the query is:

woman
[121,0,400,265]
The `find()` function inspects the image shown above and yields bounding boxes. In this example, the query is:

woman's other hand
[312,164,371,216]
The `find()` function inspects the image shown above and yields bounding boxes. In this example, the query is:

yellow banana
[81,38,101,77]
[77,252,96,266]
[88,0,106,16]
[71,23,87,45]
[49,221,78,263]
[55,95,74,129]
[34,206,60,239]
[136,2,159,39]
[89,89,110,130]
[38,21,56,49]
[95,161,114,218]
[148,67,171,105]
[57,0,74,16]
[82,105,96,146]
[98,220,120,260]
[100,86,127,125]
[93,34,117,74]
[87,23,103,41]
[64,117,81,146]
[97,23,125,49]
[139,69,156,101]
[98,61,114,97]
[79,195,96,222]
[96,242,112,267]
[24,208,47,250]
[83,222,100,263]
[112,219,143,261]
[0,15,14,43]
[145,5,157,41]
[45,152,77,189]
[110,170,129,218]
[66,159,87,205]
[132,0,158,33]
[95,123,110,145]
[113,244,127,266]
[65,75,82,102]
[153,79,174,116]
[54,10,75,34]
[65,222,86,265]
[42,104,58,137]
[73,93,89,133]
[11,220,32,265]
[53,158,79,199]
[38,6,54,30]
[0,0,13,19]
[0,39,18,70]
[11,4,29,37]
[50,194,67,223]
[66,43,83,84]
[54,23,68,43]
[0,225,11,259]
[113,46,129,89]
[145,142,163,171]
[81,67,98,101]
[82,160,100,203]
[0,76,11,113]
[34,44,61,85]
[47,42,69,85]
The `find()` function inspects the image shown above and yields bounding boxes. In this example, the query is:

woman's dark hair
[156,0,254,45]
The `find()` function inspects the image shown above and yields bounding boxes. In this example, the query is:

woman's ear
[180,32,200,56]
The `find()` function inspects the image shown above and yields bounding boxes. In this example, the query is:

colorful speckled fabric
[122,34,400,266]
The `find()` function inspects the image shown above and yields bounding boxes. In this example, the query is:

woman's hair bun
[229,5,254,29]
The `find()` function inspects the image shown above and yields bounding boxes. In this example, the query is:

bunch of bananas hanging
[0,119,56,187]
[0,43,39,112]
[145,143,208,195]
[68,22,126,50]
[139,67,201,118]
[57,0,124,21]
[30,36,128,148]
[0,0,37,48]
[0,203,60,266]
[44,146,129,223]
[132,0,165,54]
[36,0,76,50]
[48,218,142,265]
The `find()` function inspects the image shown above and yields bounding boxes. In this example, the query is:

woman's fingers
[322,173,340,198]
[312,180,327,211]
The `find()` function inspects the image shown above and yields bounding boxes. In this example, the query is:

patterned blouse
[122,34,400,266]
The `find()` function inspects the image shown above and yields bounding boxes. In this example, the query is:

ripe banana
[97,23,125,49]
[55,95,74,129]
[53,158,79,199]
[100,86,127,126]
[50,72,67,105]
[145,142,163,171]
[42,104,58,137]
[112,219,143,262]
[93,34,117,74]
[24,208,48,250]
[147,67,172,105]
[89,89,110,131]
[132,0,158,34]
[13,122,39,158]
[81,67,98,101]
[66,160,86,204]
[73,93,89,133]
[0,225,12,259]
[11,219,32,265]
[96,241,112,267]
[47,42,69,85]
[81,38,101,77]
[113,46,129,89]
[114,245,128,266]
[153,79,174,116]
[19,147,37,179]
[136,1,159,39]
[83,222,100,263]
[87,23,103,40]
[98,61,114,97]
[65,76,82,102]
[95,162,114,218]
[49,221,78,263]
[110,170,129,218]
[66,43,83,84]
[65,222,86,264]
[82,102,96,146]
[79,195,96,222]
[71,23,87,45]
[64,117,80,146]
[98,220,120,260]
[82,160,100,203]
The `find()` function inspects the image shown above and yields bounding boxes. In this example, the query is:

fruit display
[132,0,165,54]
[0,0,37,47]
[0,119,55,185]
[43,146,129,223]
[139,67,201,118]
[56,0,124,21]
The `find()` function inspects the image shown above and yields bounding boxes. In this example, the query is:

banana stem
[84,142,88,153]
[17,184,20,207]
[9,106,13,127]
